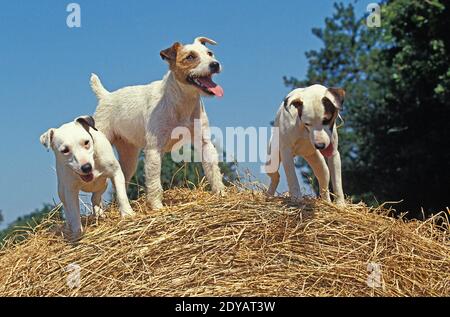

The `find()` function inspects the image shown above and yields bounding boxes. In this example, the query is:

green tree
[285,1,450,216]
[0,210,3,224]
[128,148,237,200]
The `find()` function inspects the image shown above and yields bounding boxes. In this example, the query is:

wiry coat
[91,37,225,209]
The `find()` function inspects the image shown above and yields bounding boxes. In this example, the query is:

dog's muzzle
[209,62,220,74]
[315,143,326,150]
[79,163,94,182]
[319,143,334,158]
[187,73,224,97]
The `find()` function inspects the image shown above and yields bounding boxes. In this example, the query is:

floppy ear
[284,97,303,118]
[194,37,218,46]
[325,87,345,110]
[75,115,97,131]
[40,129,55,150]
[160,42,181,61]
[322,97,337,118]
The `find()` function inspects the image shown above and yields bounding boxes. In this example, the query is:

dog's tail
[90,73,109,100]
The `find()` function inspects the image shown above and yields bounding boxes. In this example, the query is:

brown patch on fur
[284,97,303,118]
[76,116,97,132]
[322,97,339,130]
[327,88,345,110]
[322,88,345,130]
[48,129,55,147]
[161,42,202,84]
[160,42,182,61]
[173,48,201,84]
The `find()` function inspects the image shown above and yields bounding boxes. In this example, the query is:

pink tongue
[197,77,224,97]
[320,143,334,158]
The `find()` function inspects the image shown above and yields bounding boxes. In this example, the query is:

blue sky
[0,0,369,229]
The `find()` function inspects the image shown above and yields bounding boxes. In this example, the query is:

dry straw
[0,182,449,297]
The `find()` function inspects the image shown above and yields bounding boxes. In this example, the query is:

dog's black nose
[209,62,220,73]
[81,163,92,174]
[315,143,326,150]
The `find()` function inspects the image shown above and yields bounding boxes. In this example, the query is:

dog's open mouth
[319,143,334,158]
[187,75,224,97]
[80,173,94,183]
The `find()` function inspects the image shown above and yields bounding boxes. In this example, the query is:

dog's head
[40,116,97,183]
[160,36,224,97]
[284,85,345,158]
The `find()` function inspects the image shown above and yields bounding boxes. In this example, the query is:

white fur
[40,116,135,240]
[91,37,225,210]
[266,84,345,205]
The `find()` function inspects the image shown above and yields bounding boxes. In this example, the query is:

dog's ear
[322,97,337,119]
[284,97,303,118]
[75,116,98,132]
[160,42,182,61]
[323,88,345,130]
[194,37,218,46]
[40,129,55,150]
[325,87,345,110]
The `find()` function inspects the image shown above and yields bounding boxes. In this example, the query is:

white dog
[90,36,225,210]
[266,84,345,205]
[40,116,135,239]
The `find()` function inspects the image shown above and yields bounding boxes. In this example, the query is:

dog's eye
[84,140,90,147]
[207,51,214,57]
[186,54,196,61]
[61,147,70,154]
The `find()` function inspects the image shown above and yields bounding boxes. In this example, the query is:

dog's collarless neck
[163,71,201,115]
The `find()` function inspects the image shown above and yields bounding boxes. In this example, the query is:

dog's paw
[63,227,83,243]
[119,206,136,219]
[265,189,276,199]
[148,200,164,211]
[290,195,304,204]
[120,208,136,218]
[216,188,226,197]
[93,206,106,218]
[211,183,226,197]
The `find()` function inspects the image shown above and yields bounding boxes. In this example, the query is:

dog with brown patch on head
[90,37,225,210]
[266,84,346,205]
[40,116,135,241]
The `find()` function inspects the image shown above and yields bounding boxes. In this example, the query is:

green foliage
[128,148,237,200]
[0,210,3,224]
[0,204,57,245]
[285,1,450,216]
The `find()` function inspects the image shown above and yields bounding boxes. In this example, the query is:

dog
[40,116,135,239]
[266,84,345,205]
[90,37,225,210]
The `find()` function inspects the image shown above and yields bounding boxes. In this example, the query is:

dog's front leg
[201,138,225,195]
[280,147,301,201]
[327,152,345,205]
[304,153,331,202]
[62,187,83,240]
[266,135,281,196]
[198,109,225,195]
[144,147,164,210]
[111,169,136,217]
[91,183,107,218]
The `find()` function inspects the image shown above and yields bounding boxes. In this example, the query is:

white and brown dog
[266,84,345,205]
[90,37,225,210]
[40,116,135,239]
